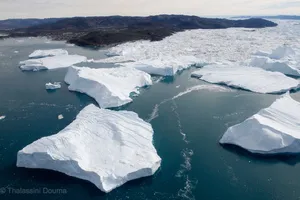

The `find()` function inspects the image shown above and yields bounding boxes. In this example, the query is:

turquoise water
[1,38,300,200]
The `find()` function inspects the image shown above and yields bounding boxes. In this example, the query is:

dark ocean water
[1,38,300,200]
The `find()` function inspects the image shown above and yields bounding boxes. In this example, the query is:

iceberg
[249,56,300,77]
[220,93,300,154]
[58,114,64,120]
[119,56,203,76]
[19,55,87,71]
[65,66,152,108]
[249,45,300,76]
[29,49,68,58]
[0,115,5,120]
[17,105,161,192]
[191,65,300,94]
[45,82,61,90]
[269,45,296,60]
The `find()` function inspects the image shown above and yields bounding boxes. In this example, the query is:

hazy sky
[0,0,299,19]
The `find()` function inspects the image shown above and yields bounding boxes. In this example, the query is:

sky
[0,0,299,19]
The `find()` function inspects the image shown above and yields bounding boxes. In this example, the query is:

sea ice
[64,66,152,108]
[17,104,161,192]
[191,64,300,94]
[29,49,68,58]
[45,82,61,90]
[19,55,87,71]
[220,93,300,154]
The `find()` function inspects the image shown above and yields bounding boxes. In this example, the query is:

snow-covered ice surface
[45,82,61,90]
[220,93,300,154]
[17,104,161,192]
[91,20,300,76]
[29,49,68,58]
[19,55,87,71]
[65,66,152,108]
[249,45,300,76]
[191,65,300,94]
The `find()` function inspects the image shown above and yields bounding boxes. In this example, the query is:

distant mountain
[0,18,61,30]
[19,15,277,33]
[2,15,277,47]
[233,15,300,20]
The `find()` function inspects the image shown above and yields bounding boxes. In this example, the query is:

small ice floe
[0,115,6,120]
[45,82,61,90]
[176,85,181,88]
[58,114,64,120]
[14,51,19,54]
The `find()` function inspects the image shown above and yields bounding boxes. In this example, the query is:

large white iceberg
[29,49,68,59]
[191,65,300,94]
[220,93,300,154]
[17,104,161,192]
[20,55,87,71]
[65,66,152,108]
[249,45,300,76]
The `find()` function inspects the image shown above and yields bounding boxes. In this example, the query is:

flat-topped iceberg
[250,45,300,76]
[65,66,152,108]
[191,65,300,94]
[20,55,87,71]
[220,93,300,154]
[29,49,68,58]
[45,82,61,90]
[17,104,161,192]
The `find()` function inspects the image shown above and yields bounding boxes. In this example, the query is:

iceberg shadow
[221,143,300,166]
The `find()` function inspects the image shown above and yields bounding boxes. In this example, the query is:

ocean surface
[1,37,300,200]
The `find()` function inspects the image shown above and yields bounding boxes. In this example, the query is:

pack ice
[250,45,300,76]
[20,55,87,71]
[65,66,152,108]
[220,93,300,154]
[17,104,161,192]
[92,21,299,76]
[191,64,300,94]
[29,49,68,58]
